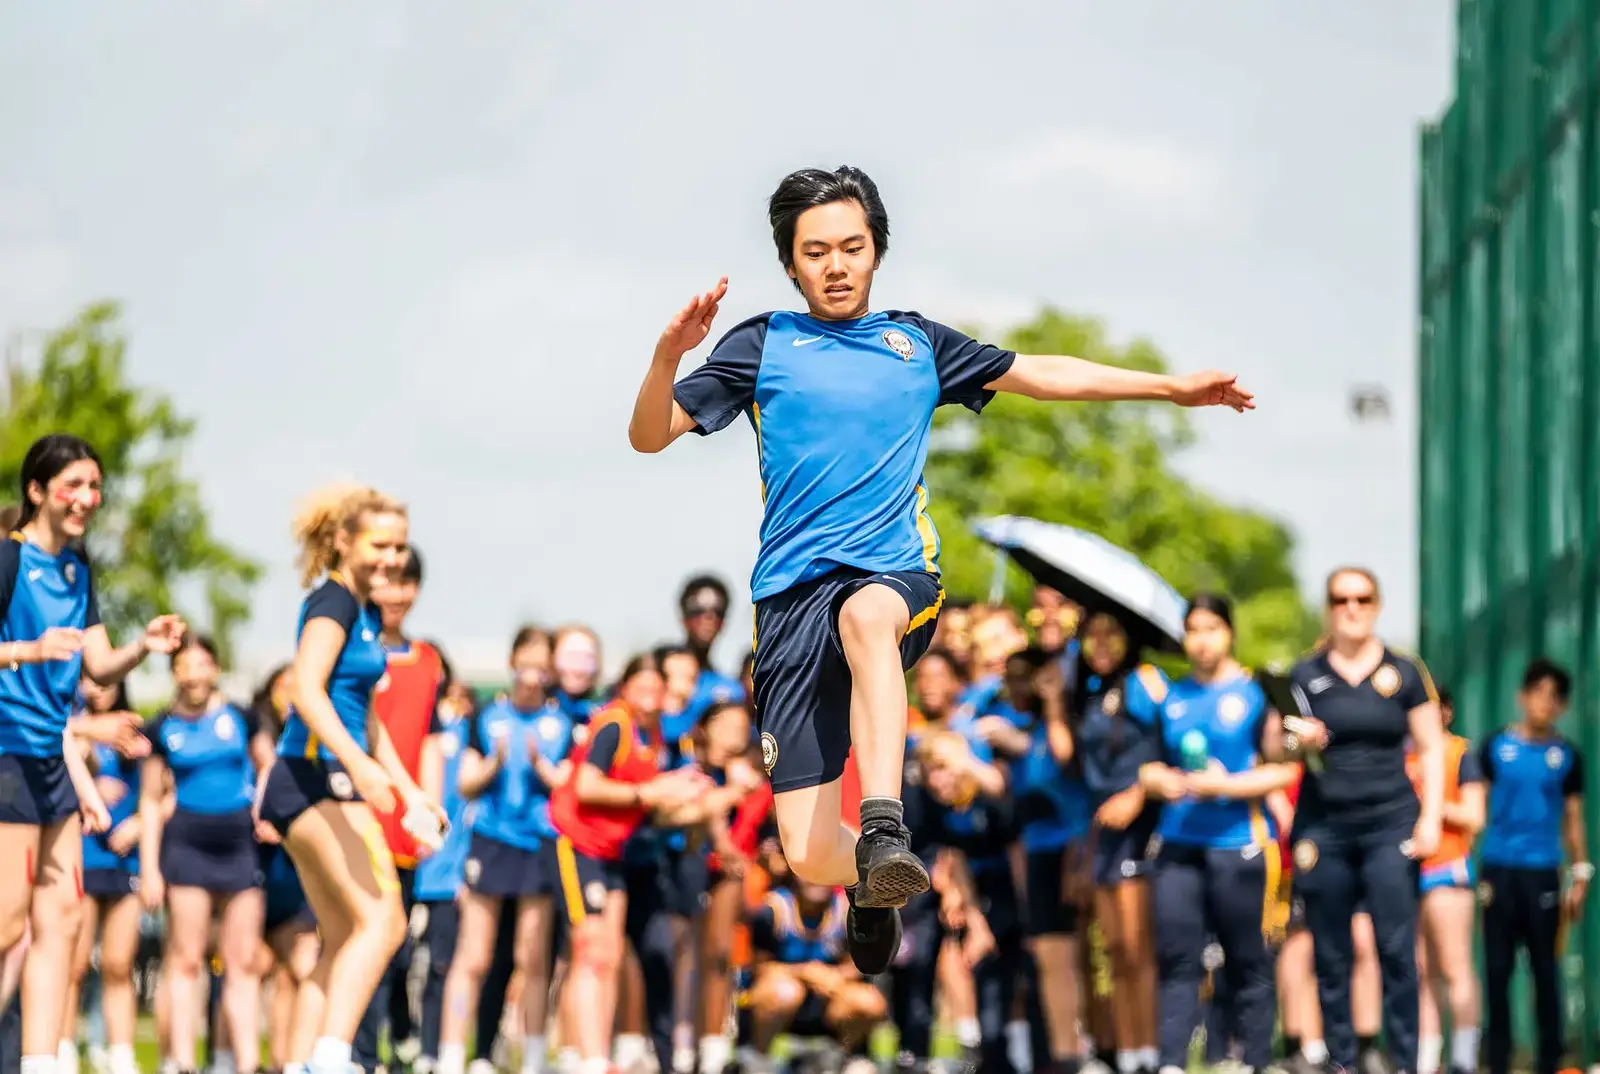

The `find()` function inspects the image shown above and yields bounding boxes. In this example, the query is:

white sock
[437,1044,467,1074]
[308,1038,353,1074]
[1451,1027,1480,1071]
[20,1057,56,1074]
[614,1034,649,1070]
[1302,1040,1329,1065]
[698,1036,731,1074]
[1160,1067,1186,1074]
[556,1048,580,1074]
[956,1017,981,1050]
[59,1042,76,1073]
[107,1047,137,1074]
[1117,1051,1141,1074]
[580,1061,610,1074]
[159,1062,178,1074]
[284,1065,309,1074]
[1005,1021,1033,1074]
[212,1050,238,1074]
[1418,1034,1443,1074]
[522,1036,547,1074]
[1137,1047,1159,1071]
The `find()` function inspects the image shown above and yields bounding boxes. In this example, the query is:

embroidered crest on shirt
[760,732,779,774]
[882,329,915,360]
[1217,693,1247,727]
[1371,664,1401,698]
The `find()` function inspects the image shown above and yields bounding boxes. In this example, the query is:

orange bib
[1406,733,1471,868]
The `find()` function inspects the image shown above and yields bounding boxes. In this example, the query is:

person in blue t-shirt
[1478,658,1591,1074]
[437,626,569,1074]
[974,647,1090,1074]
[1066,611,1167,1074]
[254,484,443,1074]
[413,669,475,1074]
[139,634,271,1074]
[0,434,186,1071]
[628,165,1255,975]
[1137,594,1296,1074]
[551,626,603,726]
[65,679,147,1074]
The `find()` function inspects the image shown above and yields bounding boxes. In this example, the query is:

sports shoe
[854,823,928,908]
[845,886,902,975]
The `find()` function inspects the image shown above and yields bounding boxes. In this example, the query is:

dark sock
[859,796,904,830]
[1283,1036,1301,1059]
[1358,1037,1378,1054]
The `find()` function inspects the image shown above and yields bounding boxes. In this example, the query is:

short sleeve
[0,539,18,625]
[1477,736,1498,783]
[83,560,102,629]
[465,712,488,755]
[1456,745,1484,785]
[747,904,779,955]
[240,704,262,740]
[672,315,768,435]
[1395,655,1438,711]
[428,707,444,735]
[303,580,361,635]
[143,714,169,760]
[586,721,623,772]
[1123,666,1167,728]
[897,314,1016,413]
[1564,746,1586,798]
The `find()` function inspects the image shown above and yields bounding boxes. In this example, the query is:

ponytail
[292,483,406,587]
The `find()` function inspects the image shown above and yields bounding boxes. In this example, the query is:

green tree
[928,309,1318,670]
[0,303,261,661]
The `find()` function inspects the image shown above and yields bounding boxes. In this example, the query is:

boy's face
[1519,676,1567,729]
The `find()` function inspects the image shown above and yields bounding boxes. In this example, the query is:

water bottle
[1180,728,1209,772]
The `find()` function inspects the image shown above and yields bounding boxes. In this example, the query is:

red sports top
[550,701,661,860]
[372,639,444,868]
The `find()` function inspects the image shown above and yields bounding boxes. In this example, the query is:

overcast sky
[0,1,1455,684]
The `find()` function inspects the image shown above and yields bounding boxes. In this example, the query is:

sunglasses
[684,603,726,619]
[1327,594,1377,608]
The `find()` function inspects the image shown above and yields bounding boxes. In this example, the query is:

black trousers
[889,891,945,1059]
[624,860,685,1071]
[417,899,460,1063]
[0,991,17,1074]
[1482,865,1564,1074]
[355,867,418,1071]
[1293,817,1419,1074]
[1152,844,1276,1072]
[476,898,521,1061]
[972,872,1027,1074]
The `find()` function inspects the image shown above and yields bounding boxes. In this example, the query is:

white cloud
[985,128,1230,226]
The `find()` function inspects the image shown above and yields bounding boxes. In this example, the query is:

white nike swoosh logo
[792,335,824,346]
[26,569,41,582]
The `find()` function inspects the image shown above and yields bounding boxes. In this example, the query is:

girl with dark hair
[1065,611,1165,1074]
[254,484,444,1074]
[629,163,1254,976]
[0,432,186,1074]
[546,655,716,1074]
[64,678,149,1074]
[140,634,272,1074]
[1137,594,1295,1074]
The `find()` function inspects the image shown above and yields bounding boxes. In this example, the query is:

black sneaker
[854,822,929,908]
[845,888,902,975]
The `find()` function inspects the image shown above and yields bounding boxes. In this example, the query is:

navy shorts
[0,754,78,827]
[752,567,944,794]
[1093,805,1160,887]
[257,756,364,836]
[666,844,710,918]
[1024,847,1082,937]
[464,833,554,899]
[552,834,625,925]
[82,867,138,900]
[161,808,262,893]
[260,844,314,933]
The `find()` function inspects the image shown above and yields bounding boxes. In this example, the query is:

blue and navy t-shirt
[278,577,387,762]
[146,703,259,814]
[1155,675,1277,850]
[749,886,850,965]
[414,710,474,902]
[1012,722,1090,853]
[927,791,1017,877]
[1077,665,1166,805]
[554,688,601,726]
[1479,728,1585,870]
[83,742,141,874]
[0,536,102,756]
[466,697,574,852]
[681,669,744,726]
[673,311,1016,601]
